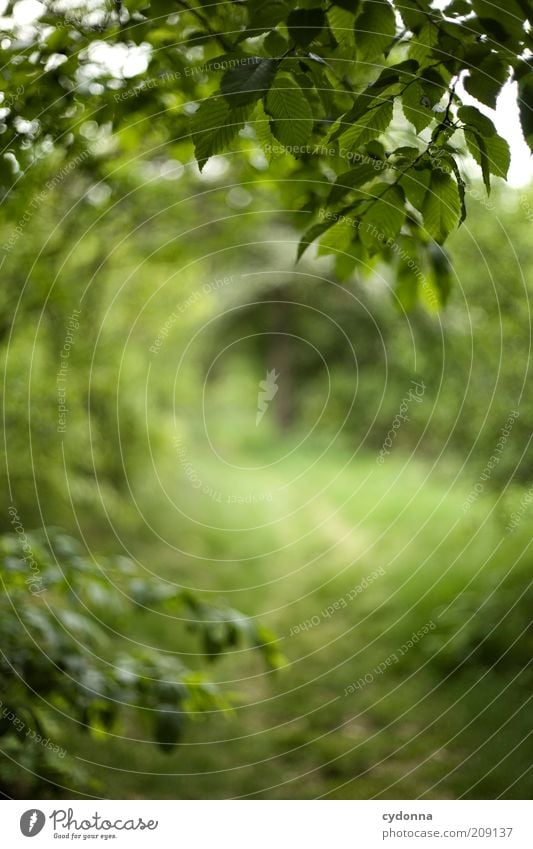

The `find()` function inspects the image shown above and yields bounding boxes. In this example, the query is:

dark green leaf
[464,128,510,190]
[266,74,313,147]
[517,69,533,152]
[338,99,394,148]
[360,184,406,253]
[464,56,509,109]
[220,57,278,106]
[354,0,396,60]
[287,8,326,47]
[191,97,250,171]
[422,170,461,243]
[458,104,497,137]
[328,162,379,203]
[297,217,338,260]
[246,0,289,33]
[402,81,435,133]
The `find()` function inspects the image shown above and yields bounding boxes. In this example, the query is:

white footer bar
[3,800,532,848]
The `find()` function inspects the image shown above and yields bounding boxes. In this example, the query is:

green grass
[60,444,533,800]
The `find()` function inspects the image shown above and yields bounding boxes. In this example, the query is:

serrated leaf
[472,0,525,44]
[422,170,461,243]
[328,65,409,143]
[408,20,438,64]
[338,99,393,148]
[252,100,286,160]
[517,72,533,152]
[464,128,510,190]
[266,74,313,147]
[428,242,454,305]
[399,0,432,32]
[448,156,467,225]
[297,218,337,260]
[191,97,249,171]
[287,8,325,47]
[220,57,278,106]
[360,184,406,253]
[458,104,497,137]
[395,252,421,311]
[463,55,509,109]
[328,162,379,203]
[327,6,355,46]
[402,81,435,133]
[318,217,355,255]
[355,0,396,60]
[246,0,288,33]
[464,129,491,192]
[400,167,432,211]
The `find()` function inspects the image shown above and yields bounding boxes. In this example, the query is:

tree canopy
[0,0,531,305]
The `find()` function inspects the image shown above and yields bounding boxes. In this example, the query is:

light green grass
[64,446,533,800]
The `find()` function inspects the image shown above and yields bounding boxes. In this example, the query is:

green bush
[0,523,283,797]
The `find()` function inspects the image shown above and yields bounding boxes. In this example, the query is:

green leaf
[317,217,355,255]
[287,8,326,47]
[472,0,525,45]
[448,156,467,225]
[464,129,491,192]
[266,74,313,148]
[464,129,510,190]
[360,184,406,253]
[331,0,362,9]
[394,235,423,311]
[422,170,461,243]
[401,81,435,133]
[408,20,438,64]
[399,0,432,32]
[220,57,278,106]
[428,242,454,305]
[463,55,509,109]
[400,167,432,211]
[246,0,289,33]
[328,162,379,203]
[297,218,338,260]
[517,69,533,152]
[354,0,396,61]
[191,97,250,171]
[338,99,393,148]
[252,100,286,160]
[458,104,497,137]
[327,6,355,46]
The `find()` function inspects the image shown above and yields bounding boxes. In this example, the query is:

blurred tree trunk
[269,289,294,431]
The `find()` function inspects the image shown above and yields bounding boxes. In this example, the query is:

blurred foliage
[0,0,532,801]
[0,525,282,796]
[0,0,530,306]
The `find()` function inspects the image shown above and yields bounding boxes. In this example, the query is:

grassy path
[69,450,533,799]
